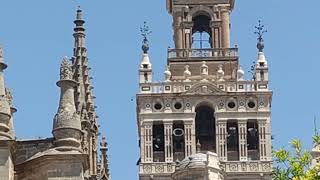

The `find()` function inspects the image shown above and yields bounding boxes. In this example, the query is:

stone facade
[0,8,110,180]
[136,1,272,179]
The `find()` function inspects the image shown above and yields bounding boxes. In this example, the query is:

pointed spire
[73,7,86,49]
[52,57,81,151]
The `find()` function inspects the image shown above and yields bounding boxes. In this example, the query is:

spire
[71,8,100,177]
[98,136,111,180]
[52,57,81,151]
[0,47,12,140]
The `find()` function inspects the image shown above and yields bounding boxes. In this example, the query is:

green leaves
[273,139,319,180]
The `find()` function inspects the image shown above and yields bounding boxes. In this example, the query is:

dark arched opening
[192,15,212,49]
[195,105,215,152]
[227,120,239,161]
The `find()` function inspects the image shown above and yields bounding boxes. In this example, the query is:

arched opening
[192,15,212,49]
[195,104,215,152]
[247,120,259,160]
[153,122,165,162]
[227,120,239,161]
[173,121,185,161]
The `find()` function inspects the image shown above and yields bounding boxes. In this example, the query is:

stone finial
[60,57,73,81]
[217,65,225,81]
[76,6,83,20]
[164,66,171,82]
[184,65,191,81]
[237,66,245,81]
[200,61,208,76]
[196,139,201,153]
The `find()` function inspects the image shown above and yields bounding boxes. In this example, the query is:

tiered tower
[136,1,273,179]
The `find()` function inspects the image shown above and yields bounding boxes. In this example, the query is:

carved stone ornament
[143,165,152,173]
[184,82,223,95]
[155,165,164,173]
[249,163,259,171]
[5,88,13,107]
[229,163,238,171]
[60,57,74,80]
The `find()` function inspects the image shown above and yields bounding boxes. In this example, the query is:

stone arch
[194,101,216,153]
[188,5,215,21]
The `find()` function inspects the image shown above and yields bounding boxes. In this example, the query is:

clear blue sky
[0,1,319,179]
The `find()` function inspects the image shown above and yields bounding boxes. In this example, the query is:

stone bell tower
[136,0,273,180]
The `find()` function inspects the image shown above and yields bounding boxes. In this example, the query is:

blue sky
[0,1,319,179]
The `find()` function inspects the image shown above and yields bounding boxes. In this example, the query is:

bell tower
[136,1,273,180]
[167,0,234,50]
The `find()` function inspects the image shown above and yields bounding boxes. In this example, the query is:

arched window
[227,120,239,161]
[195,105,215,152]
[153,122,165,162]
[192,15,212,49]
[247,120,259,160]
[173,121,185,161]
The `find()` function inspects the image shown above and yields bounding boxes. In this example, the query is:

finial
[254,20,267,52]
[100,136,108,148]
[60,57,73,81]
[196,139,201,152]
[140,22,152,54]
[76,6,83,20]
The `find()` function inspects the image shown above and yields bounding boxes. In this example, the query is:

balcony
[167,48,239,62]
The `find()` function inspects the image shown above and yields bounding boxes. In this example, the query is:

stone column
[258,119,267,161]
[173,13,183,49]
[238,119,248,161]
[142,122,153,163]
[217,120,227,161]
[221,6,230,48]
[164,122,173,162]
[184,29,191,49]
[184,122,193,156]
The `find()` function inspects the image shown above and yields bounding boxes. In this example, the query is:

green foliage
[273,137,320,180]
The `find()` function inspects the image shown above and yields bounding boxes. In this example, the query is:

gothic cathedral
[136,0,273,179]
[0,9,110,180]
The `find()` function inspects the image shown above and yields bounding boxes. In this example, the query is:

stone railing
[139,81,258,94]
[167,48,238,60]
[139,162,175,175]
[220,161,272,173]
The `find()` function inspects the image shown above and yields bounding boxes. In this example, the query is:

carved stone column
[238,119,247,161]
[217,120,227,161]
[258,119,267,161]
[220,6,230,48]
[184,122,193,157]
[173,13,183,49]
[164,122,173,162]
[142,122,153,163]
